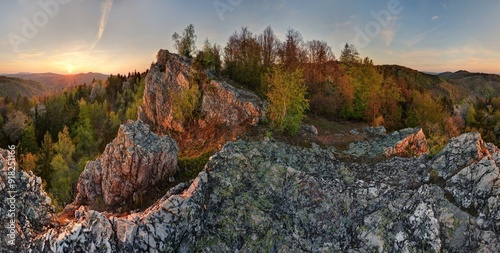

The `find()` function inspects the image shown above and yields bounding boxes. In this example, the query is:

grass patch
[176,152,212,182]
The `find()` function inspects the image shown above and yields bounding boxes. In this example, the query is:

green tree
[74,118,99,158]
[172,24,197,58]
[465,103,477,127]
[50,154,72,206]
[35,131,55,189]
[20,123,38,155]
[53,126,75,165]
[265,66,309,135]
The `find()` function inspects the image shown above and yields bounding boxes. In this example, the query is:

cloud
[90,0,114,50]
[17,51,45,60]
[406,24,442,48]
[431,16,439,21]
[335,21,352,30]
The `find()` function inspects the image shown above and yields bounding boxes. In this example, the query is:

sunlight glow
[66,64,74,74]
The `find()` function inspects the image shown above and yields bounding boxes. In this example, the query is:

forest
[1,24,499,208]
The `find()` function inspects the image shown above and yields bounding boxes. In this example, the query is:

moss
[340,165,354,185]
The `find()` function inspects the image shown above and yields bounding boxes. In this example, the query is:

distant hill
[377,65,444,90]
[376,65,500,101]
[438,70,500,98]
[0,76,50,98]
[6,72,109,90]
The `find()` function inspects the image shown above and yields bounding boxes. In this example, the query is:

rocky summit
[139,49,262,135]
[2,51,500,252]
[3,129,499,252]
[74,120,178,210]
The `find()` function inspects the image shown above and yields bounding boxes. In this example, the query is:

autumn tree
[2,110,29,143]
[304,40,334,84]
[265,66,309,135]
[278,29,306,71]
[224,27,263,91]
[258,26,280,70]
[340,43,361,66]
[172,24,197,58]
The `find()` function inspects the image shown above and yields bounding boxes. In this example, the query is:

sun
[66,64,74,74]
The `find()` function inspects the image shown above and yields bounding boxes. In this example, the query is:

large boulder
[139,49,262,134]
[75,120,178,209]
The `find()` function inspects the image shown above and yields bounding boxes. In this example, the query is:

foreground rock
[0,148,54,252]
[139,49,262,134]
[343,127,429,159]
[74,120,178,210]
[21,131,500,252]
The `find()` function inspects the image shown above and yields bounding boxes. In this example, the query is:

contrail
[90,0,113,50]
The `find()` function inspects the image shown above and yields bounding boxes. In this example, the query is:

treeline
[0,72,146,208]
[176,24,500,153]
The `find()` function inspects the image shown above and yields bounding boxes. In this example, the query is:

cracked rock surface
[74,120,178,210]
[8,130,499,252]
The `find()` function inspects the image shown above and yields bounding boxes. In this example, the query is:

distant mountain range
[0,76,49,98]
[4,72,109,91]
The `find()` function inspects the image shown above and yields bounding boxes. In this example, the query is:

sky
[1,0,500,75]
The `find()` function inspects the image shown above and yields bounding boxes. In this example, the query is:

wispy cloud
[335,21,352,31]
[406,24,442,48]
[90,0,114,50]
[17,51,45,60]
[381,16,399,46]
[431,16,439,21]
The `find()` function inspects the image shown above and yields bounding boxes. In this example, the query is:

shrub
[265,66,309,135]
[170,84,201,125]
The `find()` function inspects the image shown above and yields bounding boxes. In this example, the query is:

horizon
[1,0,500,75]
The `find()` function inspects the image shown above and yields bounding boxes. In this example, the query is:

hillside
[0,76,49,98]
[6,72,109,90]
[439,70,500,98]
[378,64,444,90]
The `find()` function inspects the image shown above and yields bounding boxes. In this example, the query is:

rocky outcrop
[139,50,261,135]
[431,132,491,179]
[0,148,54,252]
[343,127,429,158]
[21,131,500,252]
[200,80,261,129]
[74,120,178,210]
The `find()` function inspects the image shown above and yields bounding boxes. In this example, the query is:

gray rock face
[20,131,500,252]
[75,120,178,209]
[344,127,429,158]
[139,49,262,134]
[0,149,54,252]
[431,132,491,179]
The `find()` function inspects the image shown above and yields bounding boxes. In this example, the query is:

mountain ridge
[5,72,109,90]
[0,76,50,98]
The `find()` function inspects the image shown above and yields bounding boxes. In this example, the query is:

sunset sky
[1,0,500,75]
